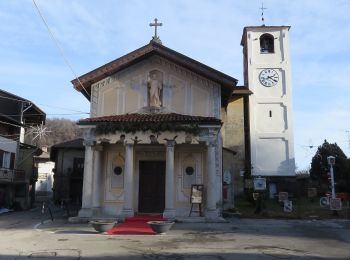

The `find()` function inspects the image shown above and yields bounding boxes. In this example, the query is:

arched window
[260,34,274,53]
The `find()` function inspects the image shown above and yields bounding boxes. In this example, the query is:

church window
[260,34,274,53]
[185,166,194,176]
[113,166,123,175]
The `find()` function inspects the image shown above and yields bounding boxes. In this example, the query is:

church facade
[72,25,295,220]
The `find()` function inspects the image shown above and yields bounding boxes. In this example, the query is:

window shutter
[0,150,3,168]
[10,153,15,169]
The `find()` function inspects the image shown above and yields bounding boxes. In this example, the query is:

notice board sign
[189,184,203,217]
[330,198,342,210]
[278,192,289,202]
[190,184,203,204]
[284,200,293,212]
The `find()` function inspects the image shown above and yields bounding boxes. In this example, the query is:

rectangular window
[2,152,11,169]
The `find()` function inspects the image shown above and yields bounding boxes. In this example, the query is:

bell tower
[241,26,295,180]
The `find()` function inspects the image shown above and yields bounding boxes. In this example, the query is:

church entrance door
[138,161,165,213]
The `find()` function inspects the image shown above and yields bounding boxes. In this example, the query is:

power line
[37,103,89,114]
[0,113,88,117]
[0,95,89,114]
[0,94,30,104]
[32,0,91,99]
[0,120,22,128]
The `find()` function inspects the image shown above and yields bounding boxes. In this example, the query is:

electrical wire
[0,95,89,114]
[0,113,88,117]
[0,120,22,128]
[32,0,91,99]
[0,94,30,103]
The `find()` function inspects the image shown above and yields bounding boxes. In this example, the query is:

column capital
[207,139,216,147]
[83,139,96,147]
[165,140,176,148]
[124,142,134,148]
[92,144,103,151]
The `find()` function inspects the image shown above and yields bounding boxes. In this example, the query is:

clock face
[259,69,279,87]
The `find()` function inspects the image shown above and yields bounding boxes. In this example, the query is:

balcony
[0,168,26,182]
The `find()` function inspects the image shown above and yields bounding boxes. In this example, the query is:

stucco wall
[244,27,295,177]
[99,144,220,217]
[0,136,17,154]
[90,55,221,119]
[222,98,245,195]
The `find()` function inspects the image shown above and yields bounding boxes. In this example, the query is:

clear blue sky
[0,0,349,170]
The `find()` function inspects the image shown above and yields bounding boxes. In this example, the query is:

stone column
[206,138,218,219]
[163,140,176,219]
[78,142,94,218]
[122,143,134,218]
[91,145,103,217]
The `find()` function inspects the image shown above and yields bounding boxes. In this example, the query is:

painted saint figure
[147,73,162,107]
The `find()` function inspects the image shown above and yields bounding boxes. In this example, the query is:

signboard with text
[330,198,342,210]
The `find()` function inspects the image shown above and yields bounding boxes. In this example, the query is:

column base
[163,208,176,220]
[121,208,134,219]
[205,208,219,220]
[78,207,92,218]
[91,207,102,218]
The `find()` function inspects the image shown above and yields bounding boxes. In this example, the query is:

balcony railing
[0,168,26,182]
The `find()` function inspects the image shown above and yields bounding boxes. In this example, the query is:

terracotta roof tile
[79,113,221,125]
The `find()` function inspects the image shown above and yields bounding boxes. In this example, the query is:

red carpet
[107,214,167,235]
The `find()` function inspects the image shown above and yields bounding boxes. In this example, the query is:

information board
[190,184,203,204]
[189,184,203,217]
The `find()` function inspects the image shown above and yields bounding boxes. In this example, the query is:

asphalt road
[0,207,349,259]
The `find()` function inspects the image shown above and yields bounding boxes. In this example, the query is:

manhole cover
[28,252,57,257]
[24,249,80,259]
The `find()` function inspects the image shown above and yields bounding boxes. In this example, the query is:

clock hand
[267,76,277,82]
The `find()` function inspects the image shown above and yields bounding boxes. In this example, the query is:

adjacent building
[50,138,85,204]
[0,89,45,209]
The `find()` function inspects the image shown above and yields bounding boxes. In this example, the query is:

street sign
[284,200,293,212]
[278,192,289,202]
[330,198,342,210]
[253,177,266,191]
[320,197,329,207]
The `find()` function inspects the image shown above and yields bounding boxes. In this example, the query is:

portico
[78,113,222,220]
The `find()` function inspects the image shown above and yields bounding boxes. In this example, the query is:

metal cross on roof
[149,18,163,44]
[260,3,267,26]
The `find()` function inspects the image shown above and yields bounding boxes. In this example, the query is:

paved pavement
[0,206,349,259]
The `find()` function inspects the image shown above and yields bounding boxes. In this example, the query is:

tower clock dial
[259,69,279,87]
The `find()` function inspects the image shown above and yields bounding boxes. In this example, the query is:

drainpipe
[20,102,32,143]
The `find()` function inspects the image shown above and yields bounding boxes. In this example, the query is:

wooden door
[138,161,165,213]
[69,158,84,204]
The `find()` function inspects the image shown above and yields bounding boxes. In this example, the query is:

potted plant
[89,220,117,233]
[147,221,175,234]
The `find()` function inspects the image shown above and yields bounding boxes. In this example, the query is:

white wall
[244,26,295,176]
[36,161,55,194]
[0,136,17,153]
[90,55,221,119]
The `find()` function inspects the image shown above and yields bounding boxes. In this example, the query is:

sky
[0,0,349,170]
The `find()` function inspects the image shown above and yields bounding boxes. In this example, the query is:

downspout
[20,102,32,143]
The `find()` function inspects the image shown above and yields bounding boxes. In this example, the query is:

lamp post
[327,156,336,199]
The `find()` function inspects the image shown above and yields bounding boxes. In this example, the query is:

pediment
[72,41,238,105]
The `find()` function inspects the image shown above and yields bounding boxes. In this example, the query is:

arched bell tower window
[260,33,274,53]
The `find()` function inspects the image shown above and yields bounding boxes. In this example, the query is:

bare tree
[41,118,82,147]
